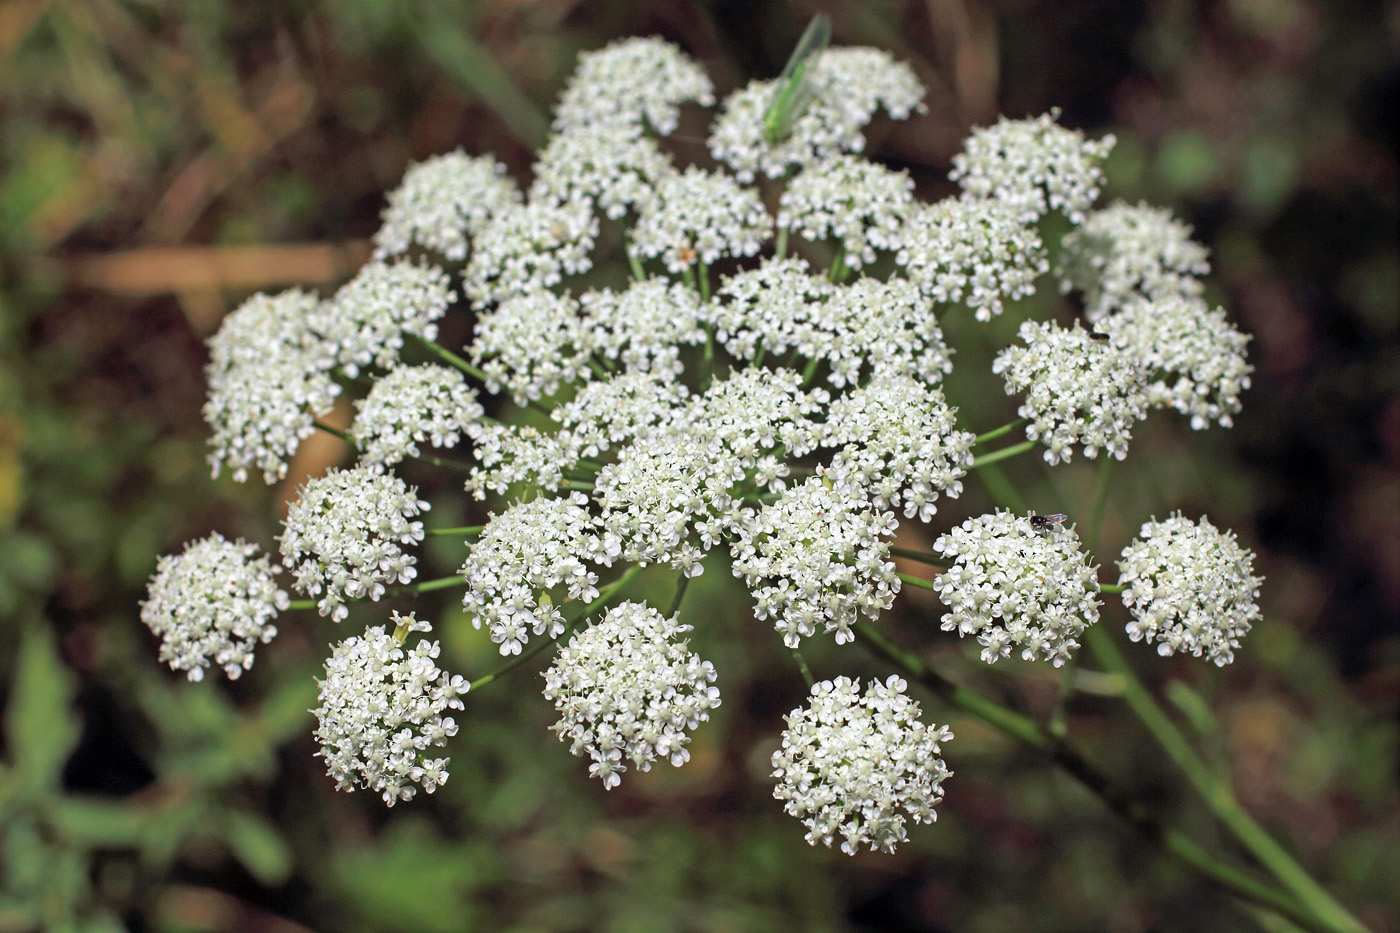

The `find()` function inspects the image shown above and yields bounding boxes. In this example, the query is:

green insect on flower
[763,13,832,143]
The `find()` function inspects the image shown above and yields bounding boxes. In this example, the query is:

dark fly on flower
[763,13,832,143]
[1030,513,1068,530]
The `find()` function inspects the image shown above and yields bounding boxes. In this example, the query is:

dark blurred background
[1,1,1395,931]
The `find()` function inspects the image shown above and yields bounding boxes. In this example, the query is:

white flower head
[552,36,714,136]
[1099,296,1252,430]
[461,493,606,655]
[731,475,901,648]
[317,260,455,378]
[203,290,340,484]
[373,150,521,262]
[772,675,952,855]
[280,467,429,621]
[464,423,582,501]
[710,256,836,362]
[631,167,773,274]
[778,156,916,269]
[353,364,485,469]
[1056,201,1210,321]
[313,612,468,806]
[1117,513,1263,666]
[993,320,1150,464]
[949,111,1114,225]
[825,374,976,521]
[894,196,1048,321]
[551,370,691,458]
[932,510,1100,667]
[578,278,707,377]
[141,533,288,681]
[544,601,721,789]
[463,198,598,306]
[529,125,675,220]
[468,288,591,404]
[708,48,925,183]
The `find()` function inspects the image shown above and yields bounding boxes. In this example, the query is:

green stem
[970,439,1037,469]
[889,546,945,568]
[313,420,352,443]
[698,257,712,303]
[973,461,1029,516]
[852,619,1345,933]
[1086,455,1114,551]
[974,419,1026,445]
[667,574,691,617]
[428,525,484,537]
[895,572,938,592]
[627,246,645,282]
[775,225,789,258]
[789,645,815,688]
[409,333,489,384]
[1083,625,1366,932]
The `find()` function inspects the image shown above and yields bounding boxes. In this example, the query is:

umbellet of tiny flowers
[313,611,467,807]
[893,196,1048,321]
[1098,295,1252,430]
[529,125,676,220]
[932,510,1100,667]
[731,475,901,648]
[826,277,954,386]
[551,36,714,136]
[279,467,428,621]
[141,533,288,682]
[823,374,976,522]
[948,110,1115,225]
[550,370,690,459]
[543,601,721,789]
[777,156,916,269]
[352,364,485,470]
[468,287,592,404]
[772,676,953,855]
[314,259,455,378]
[461,493,608,656]
[993,319,1150,465]
[463,422,584,500]
[462,197,597,306]
[708,256,836,362]
[203,289,340,484]
[708,48,925,183]
[684,366,828,466]
[1117,513,1263,666]
[1056,200,1210,321]
[577,278,707,377]
[372,150,521,262]
[630,167,773,274]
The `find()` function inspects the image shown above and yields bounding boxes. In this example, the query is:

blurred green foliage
[1,1,1395,931]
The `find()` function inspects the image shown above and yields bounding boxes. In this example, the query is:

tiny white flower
[353,364,485,469]
[141,533,288,681]
[1117,513,1263,666]
[772,676,952,855]
[544,601,720,788]
[933,510,1100,667]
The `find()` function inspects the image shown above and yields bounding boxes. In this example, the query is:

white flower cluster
[778,157,915,269]
[353,364,484,469]
[313,612,467,806]
[543,601,720,789]
[551,371,690,457]
[932,511,1100,667]
[1057,201,1210,320]
[994,320,1150,464]
[373,150,520,261]
[1101,295,1253,430]
[464,423,580,500]
[578,279,707,377]
[280,467,428,621]
[141,533,288,681]
[469,288,591,403]
[949,110,1115,224]
[825,374,975,521]
[204,290,339,483]
[895,197,1048,321]
[319,260,455,378]
[529,124,674,219]
[630,167,772,274]
[461,493,608,655]
[551,36,714,136]
[732,476,901,648]
[463,199,597,306]
[772,676,952,855]
[1117,514,1263,666]
[709,48,924,182]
